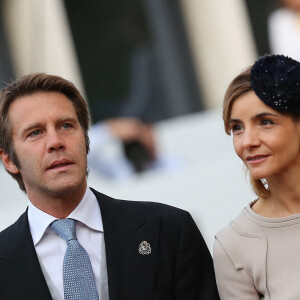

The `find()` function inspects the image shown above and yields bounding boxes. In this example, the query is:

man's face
[6,92,88,199]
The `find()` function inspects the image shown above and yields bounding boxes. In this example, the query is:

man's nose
[47,130,65,152]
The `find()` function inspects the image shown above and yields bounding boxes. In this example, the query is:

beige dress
[214,201,300,300]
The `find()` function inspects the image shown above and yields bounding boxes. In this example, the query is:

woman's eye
[231,124,243,133]
[260,119,274,126]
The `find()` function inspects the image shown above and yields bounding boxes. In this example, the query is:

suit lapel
[0,211,52,299]
[93,189,160,300]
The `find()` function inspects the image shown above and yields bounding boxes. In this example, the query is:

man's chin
[39,179,87,198]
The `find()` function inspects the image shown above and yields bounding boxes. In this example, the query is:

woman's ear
[0,149,20,174]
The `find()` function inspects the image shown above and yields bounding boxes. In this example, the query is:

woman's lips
[246,155,269,164]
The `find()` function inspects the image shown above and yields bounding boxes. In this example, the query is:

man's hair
[0,73,90,192]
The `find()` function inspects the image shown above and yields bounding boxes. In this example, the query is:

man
[0,73,219,300]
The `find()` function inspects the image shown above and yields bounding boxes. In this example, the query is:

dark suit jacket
[0,188,219,300]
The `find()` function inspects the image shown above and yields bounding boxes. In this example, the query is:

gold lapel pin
[138,241,151,255]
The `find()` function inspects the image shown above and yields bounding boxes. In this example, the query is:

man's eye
[29,130,41,137]
[61,123,72,130]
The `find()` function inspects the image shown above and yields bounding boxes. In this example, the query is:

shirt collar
[28,187,103,246]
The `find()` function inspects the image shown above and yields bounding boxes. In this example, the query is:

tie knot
[51,218,77,243]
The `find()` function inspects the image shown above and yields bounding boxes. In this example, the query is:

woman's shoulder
[214,204,268,271]
[217,203,268,237]
[216,204,255,237]
[216,199,262,236]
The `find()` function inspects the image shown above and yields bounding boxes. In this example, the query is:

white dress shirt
[28,187,104,300]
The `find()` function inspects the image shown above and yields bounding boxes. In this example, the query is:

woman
[214,54,300,299]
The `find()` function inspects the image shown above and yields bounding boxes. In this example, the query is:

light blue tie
[51,219,99,300]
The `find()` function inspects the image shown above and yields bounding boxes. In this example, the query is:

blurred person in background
[269,0,300,61]
[214,54,300,299]
[0,73,219,300]
[89,117,157,180]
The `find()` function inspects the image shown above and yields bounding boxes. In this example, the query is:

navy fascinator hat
[251,54,300,113]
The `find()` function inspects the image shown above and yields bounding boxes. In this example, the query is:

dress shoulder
[215,208,267,271]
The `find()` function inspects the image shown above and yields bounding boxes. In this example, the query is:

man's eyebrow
[21,122,42,136]
[20,116,77,136]
[59,116,78,123]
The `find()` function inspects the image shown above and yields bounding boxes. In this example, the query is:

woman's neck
[252,171,300,218]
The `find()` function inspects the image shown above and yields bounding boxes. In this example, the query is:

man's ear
[0,149,20,174]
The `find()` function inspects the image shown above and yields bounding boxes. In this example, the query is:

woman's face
[229,91,300,180]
